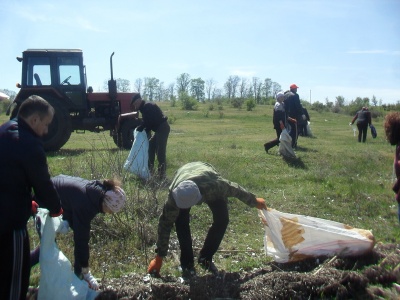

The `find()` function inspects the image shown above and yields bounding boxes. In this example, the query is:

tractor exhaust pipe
[108,52,117,100]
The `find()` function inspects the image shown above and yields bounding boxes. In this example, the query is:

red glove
[50,207,63,217]
[255,198,267,210]
[31,201,39,215]
[147,255,163,277]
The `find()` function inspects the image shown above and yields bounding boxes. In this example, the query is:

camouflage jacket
[156,161,257,257]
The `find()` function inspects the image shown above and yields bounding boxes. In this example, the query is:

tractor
[7,49,140,151]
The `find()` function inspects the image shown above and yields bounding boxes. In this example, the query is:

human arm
[350,114,358,125]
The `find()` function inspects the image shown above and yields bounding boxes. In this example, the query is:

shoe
[264,143,272,153]
[198,257,218,275]
[181,266,196,279]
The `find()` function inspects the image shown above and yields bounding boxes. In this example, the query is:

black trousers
[288,120,298,148]
[0,229,30,300]
[357,122,368,142]
[175,200,229,268]
[148,121,170,177]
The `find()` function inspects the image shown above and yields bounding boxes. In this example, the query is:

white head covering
[275,91,285,100]
[103,186,126,213]
[172,180,202,209]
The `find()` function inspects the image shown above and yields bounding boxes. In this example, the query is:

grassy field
[1,101,399,282]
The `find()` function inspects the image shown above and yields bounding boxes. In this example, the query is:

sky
[1,0,399,104]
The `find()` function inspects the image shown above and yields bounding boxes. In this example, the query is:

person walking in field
[0,95,63,300]
[284,84,306,149]
[147,161,267,278]
[131,94,170,179]
[383,111,400,222]
[264,91,286,153]
[350,107,372,143]
[30,174,127,290]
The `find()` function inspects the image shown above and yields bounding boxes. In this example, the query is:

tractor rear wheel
[43,100,72,151]
[113,118,140,149]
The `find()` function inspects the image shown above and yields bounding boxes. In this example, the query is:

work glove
[349,122,353,126]
[83,270,99,290]
[255,198,267,210]
[279,122,285,130]
[136,125,145,132]
[31,201,39,215]
[56,220,70,234]
[50,207,63,218]
[147,255,163,277]
[302,114,306,121]
[288,117,297,123]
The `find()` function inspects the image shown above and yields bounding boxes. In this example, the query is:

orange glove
[31,201,39,215]
[50,207,63,217]
[288,117,297,123]
[255,198,267,210]
[147,255,163,277]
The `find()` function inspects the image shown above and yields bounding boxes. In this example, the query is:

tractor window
[57,57,81,86]
[26,57,51,86]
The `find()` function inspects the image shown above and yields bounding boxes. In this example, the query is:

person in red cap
[284,84,306,148]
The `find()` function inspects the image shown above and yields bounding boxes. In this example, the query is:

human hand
[50,208,63,217]
[83,271,99,290]
[349,122,352,126]
[147,255,163,277]
[255,198,267,210]
[280,122,285,130]
[288,117,297,123]
[56,220,70,234]
[302,114,306,121]
[31,201,39,215]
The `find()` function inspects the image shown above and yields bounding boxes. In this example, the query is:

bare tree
[205,78,216,101]
[252,77,262,103]
[239,78,248,99]
[143,77,160,101]
[103,78,130,92]
[224,75,240,99]
[271,82,282,97]
[176,73,191,95]
[263,78,272,99]
[134,78,143,94]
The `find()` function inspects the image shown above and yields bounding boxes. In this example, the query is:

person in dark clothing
[30,175,127,290]
[264,91,286,152]
[131,94,170,178]
[0,95,63,300]
[298,107,310,137]
[284,84,306,148]
[147,162,267,278]
[350,107,372,143]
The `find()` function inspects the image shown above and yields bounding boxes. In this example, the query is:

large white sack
[37,209,98,300]
[278,129,296,158]
[123,129,151,180]
[259,208,375,263]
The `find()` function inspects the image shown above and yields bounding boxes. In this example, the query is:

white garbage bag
[278,129,296,158]
[123,129,151,180]
[306,121,313,137]
[259,208,375,263]
[37,209,98,300]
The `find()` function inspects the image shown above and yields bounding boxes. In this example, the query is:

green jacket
[156,161,257,257]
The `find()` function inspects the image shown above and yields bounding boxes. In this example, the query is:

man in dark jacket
[131,94,170,179]
[0,95,63,300]
[147,162,267,278]
[284,84,306,148]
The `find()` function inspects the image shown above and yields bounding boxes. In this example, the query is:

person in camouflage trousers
[147,161,267,278]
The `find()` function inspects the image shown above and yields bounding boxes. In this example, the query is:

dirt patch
[98,243,400,300]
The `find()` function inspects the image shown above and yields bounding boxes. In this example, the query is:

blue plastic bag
[123,129,151,180]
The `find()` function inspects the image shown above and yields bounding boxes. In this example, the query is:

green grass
[1,101,399,284]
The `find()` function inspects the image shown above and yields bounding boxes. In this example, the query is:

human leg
[198,200,229,271]
[155,122,170,177]
[362,124,368,142]
[0,229,30,300]
[357,123,363,142]
[148,133,156,174]
[175,208,194,269]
